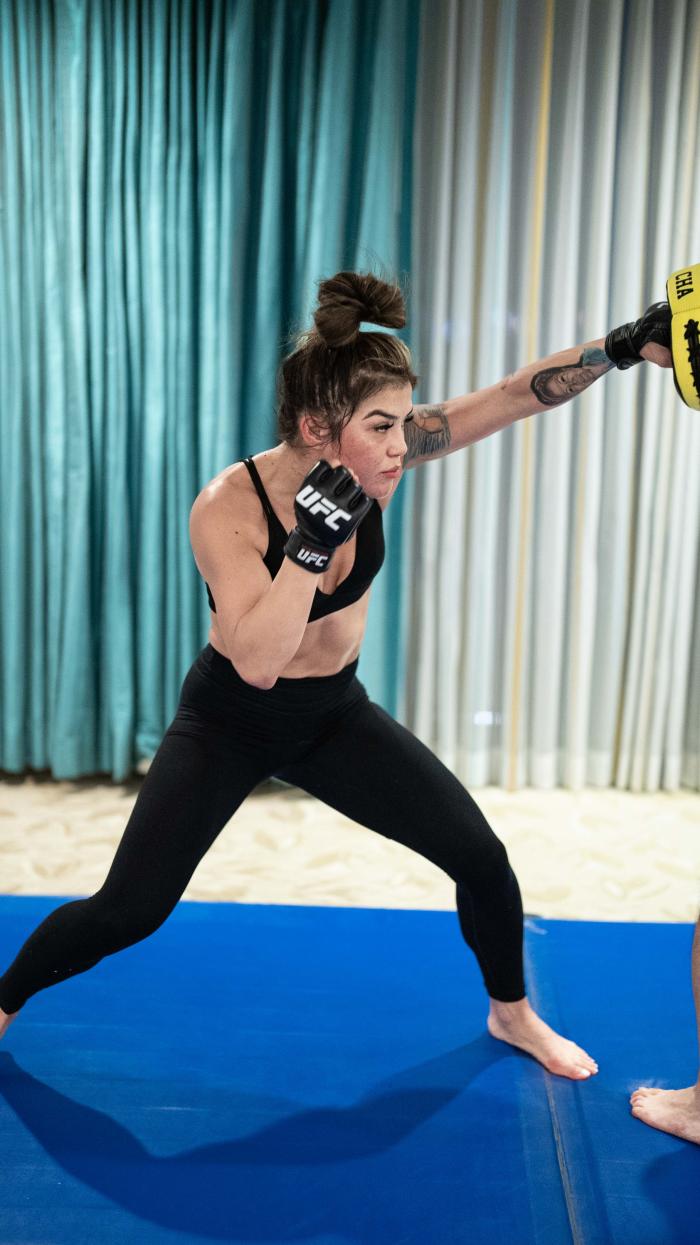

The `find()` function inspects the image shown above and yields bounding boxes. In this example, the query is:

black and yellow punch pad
[666,263,700,410]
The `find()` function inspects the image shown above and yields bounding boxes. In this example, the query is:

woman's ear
[299,411,333,452]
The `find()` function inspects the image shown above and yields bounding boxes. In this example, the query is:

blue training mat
[0,896,698,1244]
[523,916,700,1244]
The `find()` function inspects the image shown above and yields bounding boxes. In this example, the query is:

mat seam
[524,929,583,1245]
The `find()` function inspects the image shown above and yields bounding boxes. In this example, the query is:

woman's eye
[374,417,413,433]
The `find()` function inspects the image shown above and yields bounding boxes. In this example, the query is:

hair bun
[276,267,418,450]
[313,270,407,349]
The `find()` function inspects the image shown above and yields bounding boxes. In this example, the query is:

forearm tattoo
[404,404,451,464]
[529,347,614,408]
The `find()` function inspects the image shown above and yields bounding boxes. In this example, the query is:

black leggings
[0,644,526,1013]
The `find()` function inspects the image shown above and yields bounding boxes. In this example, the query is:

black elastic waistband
[201,643,360,692]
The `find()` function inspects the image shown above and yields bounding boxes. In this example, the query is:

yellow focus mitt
[666,264,700,410]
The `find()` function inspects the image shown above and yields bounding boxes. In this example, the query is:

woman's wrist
[283,527,336,574]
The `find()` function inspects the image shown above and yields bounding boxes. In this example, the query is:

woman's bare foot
[487,997,599,1080]
[0,1007,19,1040]
[630,1084,700,1144]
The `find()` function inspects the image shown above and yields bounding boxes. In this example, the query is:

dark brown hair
[276,269,420,449]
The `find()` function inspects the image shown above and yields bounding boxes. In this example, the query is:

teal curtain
[0,0,420,781]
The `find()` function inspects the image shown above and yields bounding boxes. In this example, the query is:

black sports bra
[204,457,385,622]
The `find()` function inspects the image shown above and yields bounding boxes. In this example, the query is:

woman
[0,270,672,1080]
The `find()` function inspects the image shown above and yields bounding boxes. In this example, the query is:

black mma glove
[283,460,373,575]
[605,301,672,370]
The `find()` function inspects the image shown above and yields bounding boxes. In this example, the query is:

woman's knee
[88,887,176,950]
[451,828,511,887]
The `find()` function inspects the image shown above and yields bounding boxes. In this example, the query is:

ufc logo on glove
[296,548,330,568]
[295,486,352,532]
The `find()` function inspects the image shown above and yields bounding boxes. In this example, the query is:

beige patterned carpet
[1,769,698,922]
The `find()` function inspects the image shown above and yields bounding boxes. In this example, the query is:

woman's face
[334,382,414,498]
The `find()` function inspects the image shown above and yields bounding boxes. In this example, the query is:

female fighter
[0,270,673,1082]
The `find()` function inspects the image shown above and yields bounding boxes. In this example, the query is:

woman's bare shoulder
[191,462,263,548]
[200,459,267,510]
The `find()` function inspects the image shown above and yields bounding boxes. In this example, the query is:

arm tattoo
[529,348,614,408]
[404,403,452,464]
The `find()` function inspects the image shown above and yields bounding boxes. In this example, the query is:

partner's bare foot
[487,998,599,1080]
[0,1007,19,1040]
[630,1085,700,1145]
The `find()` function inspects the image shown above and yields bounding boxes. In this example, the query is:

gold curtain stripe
[507,0,555,788]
